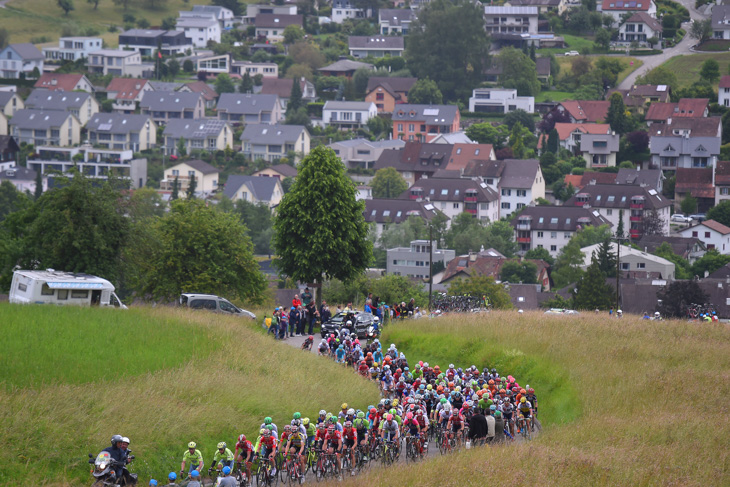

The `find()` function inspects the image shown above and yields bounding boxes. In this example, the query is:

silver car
[179,293,256,319]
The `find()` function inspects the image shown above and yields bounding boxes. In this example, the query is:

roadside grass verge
[328,311,730,487]
[0,304,217,389]
[0,306,380,485]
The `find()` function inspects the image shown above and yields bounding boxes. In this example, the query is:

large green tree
[273,146,372,302]
[57,0,74,15]
[447,275,512,309]
[573,261,614,310]
[689,18,712,44]
[657,280,708,317]
[499,260,538,284]
[706,200,730,227]
[406,0,489,101]
[496,47,540,97]
[591,238,617,277]
[407,78,443,105]
[0,181,31,222]
[606,92,630,135]
[699,59,720,83]
[0,173,128,290]
[126,199,265,302]
[370,167,409,199]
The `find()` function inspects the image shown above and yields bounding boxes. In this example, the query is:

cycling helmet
[347,408,355,416]
[528,388,535,394]
[346,321,352,325]
[440,398,447,404]
[266,424,274,431]
[384,399,391,407]
[408,398,415,404]
[386,414,393,421]
[327,424,335,431]
[238,434,246,443]
[149,481,158,486]
[121,437,130,445]
[264,417,272,424]
[191,471,200,479]
[370,407,377,414]
[344,421,352,428]
[217,442,227,450]
[111,435,123,447]
[188,441,197,449]
[259,429,266,435]
[426,384,433,390]
[520,389,527,395]
[168,473,177,481]
[488,379,495,385]
[392,399,399,407]
[222,466,231,475]
[357,411,365,419]
[490,405,496,411]
[319,410,326,416]
[499,388,506,394]
[399,376,406,383]
[341,403,348,410]
[520,397,527,403]
[389,408,397,416]
[406,412,414,420]
[293,412,301,419]
[303,418,310,426]
[284,425,291,432]
[465,401,473,407]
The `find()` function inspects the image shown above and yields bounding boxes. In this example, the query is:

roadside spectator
[186,471,201,487]
[468,409,487,442]
[292,294,302,309]
[301,287,312,307]
[485,410,496,443]
[363,299,372,313]
[279,309,289,339]
[494,411,505,443]
[289,307,300,337]
[320,301,331,324]
[407,298,415,315]
[266,311,277,337]
[306,301,317,335]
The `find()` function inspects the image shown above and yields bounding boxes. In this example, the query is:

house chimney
[469,252,477,262]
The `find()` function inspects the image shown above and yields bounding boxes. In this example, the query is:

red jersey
[236,440,253,453]
[315,429,327,442]
[358,362,369,374]
[324,430,342,443]
[342,428,356,440]
[260,435,277,449]
[280,432,290,443]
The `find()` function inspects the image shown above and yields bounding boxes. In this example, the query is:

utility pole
[613,236,628,311]
[429,225,433,311]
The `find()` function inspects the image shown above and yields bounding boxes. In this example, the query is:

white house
[496,159,545,219]
[468,88,534,114]
[240,123,311,163]
[387,239,456,279]
[599,0,657,26]
[719,76,730,108]
[348,36,405,58]
[678,220,730,255]
[580,242,675,280]
[379,9,416,35]
[712,5,730,40]
[332,0,371,23]
[328,137,405,169]
[42,37,103,62]
[160,159,220,195]
[0,43,44,79]
[322,101,377,130]
[648,117,722,171]
[176,17,221,47]
[618,12,663,46]
[223,175,284,208]
[483,6,539,35]
[180,5,235,29]
[88,49,149,77]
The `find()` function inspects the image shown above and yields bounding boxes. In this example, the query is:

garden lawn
[659,52,730,88]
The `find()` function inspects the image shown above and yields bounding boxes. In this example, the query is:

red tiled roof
[645,102,675,121]
[720,75,730,89]
[184,81,218,101]
[562,171,617,190]
[442,255,550,283]
[107,78,149,100]
[34,73,84,92]
[676,98,708,117]
[538,123,610,147]
[260,78,294,98]
[446,143,494,171]
[716,160,730,185]
[563,174,582,188]
[675,167,714,199]
[702,219,730,235]
[559,100,610,123]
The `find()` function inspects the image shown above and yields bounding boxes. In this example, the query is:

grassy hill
[0,304,380,485]
[339,312,729,487]
[0,0,204,46]
[658,52,730,89]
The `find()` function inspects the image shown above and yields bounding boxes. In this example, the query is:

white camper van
[9,269,127,309]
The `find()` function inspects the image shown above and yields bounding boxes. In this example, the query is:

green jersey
[213,448,234,463]
[183,449,203,466]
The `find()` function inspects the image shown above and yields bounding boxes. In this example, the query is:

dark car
[320,310,376,339]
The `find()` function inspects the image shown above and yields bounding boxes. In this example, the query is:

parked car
[564,50,580,56]
[179,293,256,319]
[670,214,692,223]
[320,310,375,339]
[689,213,706,222]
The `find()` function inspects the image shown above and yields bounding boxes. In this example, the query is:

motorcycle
[366,324,380,339]
[88,451,138,486]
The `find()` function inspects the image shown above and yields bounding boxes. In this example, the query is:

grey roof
[255,13,303,28]
[462,159,505,179]
[579,133,620,155]
[348,36,405,50]
[120,28,167,38]
[25,89,91,111]
[637,235,705,258]
[712,5,730,29]
[88,49,139,58]
[140,91,202,111]
[565,183,672,210]
[217,93,279,115]
[163,119,229,139]
[176,159,219,175]
[192,5,230,15]
[148,81,184,92]
[366,76,417,95]
[392,104,459,126]
[379,9,416,26]
[499,159,541,189]
[240,123,307,143]
[398,176,498,203]
[261,164,298,178]
[364,198,445,224]
[330,137,405,149]
[615,168,662,188]
[0,165,36,181]
[6,43,43,60]
[0,135,20,154]
[87,113,152,134]
[484,6,538,14]
[323,101,375,111]
[0,91,17,107]
[9,109,75,130]
[224,175,280,202]
[511,206,610,231]
[319,59,374,72]
[176,18,219,28]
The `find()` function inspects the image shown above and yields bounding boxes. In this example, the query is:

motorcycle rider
[102,434,137,485]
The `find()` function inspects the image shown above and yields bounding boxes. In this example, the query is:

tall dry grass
[324,311,730,487]
[0,306,380,485]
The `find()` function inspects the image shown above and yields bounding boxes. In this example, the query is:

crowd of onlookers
[263,291,424,340]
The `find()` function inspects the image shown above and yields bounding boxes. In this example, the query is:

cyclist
[380,413,400,444]
[318,339,329,356]
[415,408,430,451]
[314,423,327,451]
[303,417,316,448]
[283,422,306,477]
[316,409,327,426]
[526,387,538,417]
[260,417,278,439]
[324,423,343,471]
[446,405,465,448]
[234,434,254,482]
[180,442,204,478]
[402,412,422,455]
[353,411,370,460]
[517,397,534,433]
[341,421,357,475]
[338,403,349,422]
[254,428,278,475]
[212,442,234,471]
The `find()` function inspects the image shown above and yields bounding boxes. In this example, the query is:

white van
[9,269,127,309]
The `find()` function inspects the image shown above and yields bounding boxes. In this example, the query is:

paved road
[617,0,709,89]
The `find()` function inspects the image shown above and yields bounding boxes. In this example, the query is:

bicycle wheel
[314,458,324,483]
[279,460,289,484]
[257,469,268,487]
[438,433,447,455]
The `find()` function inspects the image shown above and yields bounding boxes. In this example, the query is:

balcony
[630,203,644,209]
[464,208,477,215]
[516,224,531,231]
[517,237,531,243]
[629,229,641,238]
[464,196,477,202]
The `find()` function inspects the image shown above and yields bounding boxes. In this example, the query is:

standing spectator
[289,307,300,338]
[485,410,496,443]
[407,298,415,316]
[267,311,278,338]
[363,299,372,313]
[467,408,487,443]
[320,301,331,324]
[306,301,317,335]
[292,294,302,309]
[279,309,289,339]
[301,287,313,307]
[493,411,505,443]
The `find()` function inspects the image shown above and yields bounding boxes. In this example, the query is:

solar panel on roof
[98,123,112,131]
[423,108,439,116]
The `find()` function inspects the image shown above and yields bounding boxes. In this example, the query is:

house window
[376,93,384,101]
[705,232,711,238]
[517,190,526,197]
[607,209,613,215]
[517,203,525,209]
[550,245,557,252]
[537,231,544,238]
[501,202,511,209]
[621,263,630,270]
[564,232,571,239]
[501,189,511,196]
[692,231,698,237]
[636,263,645,269]
[551,232,557,239]
[722,188,730,195]
[453,203,460,209]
